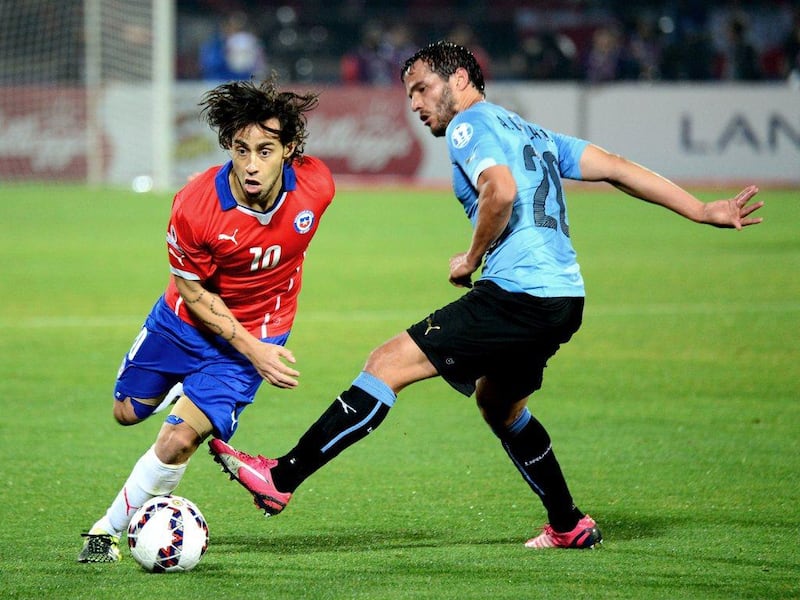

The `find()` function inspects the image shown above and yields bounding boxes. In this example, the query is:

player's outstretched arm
[578,144,764,229]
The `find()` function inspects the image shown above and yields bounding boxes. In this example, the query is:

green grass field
[0,183,798,599]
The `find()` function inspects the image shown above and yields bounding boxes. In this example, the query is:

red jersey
[164,156,334,338]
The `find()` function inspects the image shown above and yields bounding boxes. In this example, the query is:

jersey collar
[215,161,298,211]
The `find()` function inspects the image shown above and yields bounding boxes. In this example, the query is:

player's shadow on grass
[213,512,684,555]
[593,511,677,541]
[214,529,519,555]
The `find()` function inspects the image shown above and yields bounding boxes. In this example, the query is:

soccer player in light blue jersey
[210,41,763,549]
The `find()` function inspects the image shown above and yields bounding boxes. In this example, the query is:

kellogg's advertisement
[0,82,796,187]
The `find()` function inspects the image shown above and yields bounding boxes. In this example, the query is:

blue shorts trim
[114,295,289,441]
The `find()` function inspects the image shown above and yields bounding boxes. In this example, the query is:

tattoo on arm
[184,285,237,341]
[185,288,206,305]
[205,296,237,341]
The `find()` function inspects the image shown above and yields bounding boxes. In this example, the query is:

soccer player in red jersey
[78,78,334,563]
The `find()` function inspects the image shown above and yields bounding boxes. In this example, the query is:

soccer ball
[127,495,209,572]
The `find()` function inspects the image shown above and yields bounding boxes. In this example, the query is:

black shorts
[407,280,584,398]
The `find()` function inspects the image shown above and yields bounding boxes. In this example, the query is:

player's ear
[453,67,470,91]
[283,141,297,160]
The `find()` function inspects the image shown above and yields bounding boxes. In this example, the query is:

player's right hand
[449,252,475,288]
[252,343,300,388]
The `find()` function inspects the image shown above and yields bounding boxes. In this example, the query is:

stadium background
[1,0,798,189]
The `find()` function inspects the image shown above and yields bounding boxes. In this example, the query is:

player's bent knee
[475,380,530,431]
[155,425,199,463]
[364,332,436,392]
[113,397,153,426]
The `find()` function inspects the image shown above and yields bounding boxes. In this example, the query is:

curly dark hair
[200,76,319,160]
[400,40,485,94]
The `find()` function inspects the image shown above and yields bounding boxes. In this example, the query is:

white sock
[91,445,187,537]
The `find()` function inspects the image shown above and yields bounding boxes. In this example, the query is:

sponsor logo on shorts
[424,316,441,336]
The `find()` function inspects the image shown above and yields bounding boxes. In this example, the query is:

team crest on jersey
[293,210,315,234]
[451,123,473,149]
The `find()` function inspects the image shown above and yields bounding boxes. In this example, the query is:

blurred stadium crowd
[177,0,800,84]
[2,0,798,85]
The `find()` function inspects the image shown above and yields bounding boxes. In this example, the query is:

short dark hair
[200,75,319,160]
[401,41,485,94]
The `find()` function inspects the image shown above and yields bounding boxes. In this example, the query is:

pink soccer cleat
[209,438,292,516]
[524,514,602,549]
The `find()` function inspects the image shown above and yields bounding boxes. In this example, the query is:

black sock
[272,378,393,493]
[499,409,583,532]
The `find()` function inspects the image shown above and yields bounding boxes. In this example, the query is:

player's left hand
[702,185,763,230]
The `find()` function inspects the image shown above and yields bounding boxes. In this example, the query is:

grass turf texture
[0,183,797,599]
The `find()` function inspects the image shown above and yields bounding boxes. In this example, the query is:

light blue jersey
[447,101,589,297]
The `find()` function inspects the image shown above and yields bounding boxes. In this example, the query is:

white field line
[1,302,798,329]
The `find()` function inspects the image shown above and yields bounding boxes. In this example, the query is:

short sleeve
[167,193,212,282]
[550,130,589,180]
[448,111,504,188]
